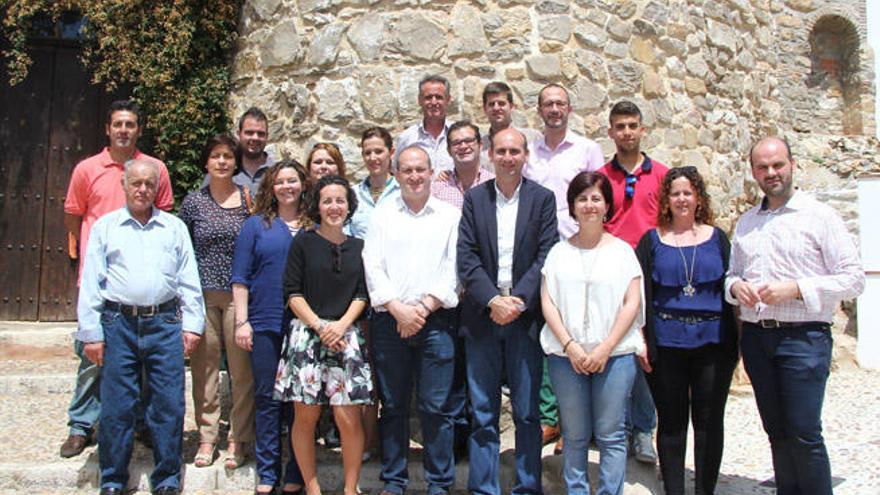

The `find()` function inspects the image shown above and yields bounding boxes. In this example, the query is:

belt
[103,299,178,317]
[498,286,512,297]
[750,319,829,329]
[656,311,720,324]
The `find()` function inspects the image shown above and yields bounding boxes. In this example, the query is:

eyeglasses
[625,175,638,199]
[450,137,478,148]
[332,244,342,273]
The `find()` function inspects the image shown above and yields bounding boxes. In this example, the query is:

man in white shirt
[726,136,864,495]
[363,146,461,495]
[395,75,454,173]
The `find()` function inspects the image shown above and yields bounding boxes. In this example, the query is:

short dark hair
[446,120,481,152]
[200,133,239,172]
[748,136,793,167]
[609,100,642,124]
[306,175,358,225]
[238,107,268,131]
[482,81,514,105]
[567,171,615,222]
[361,126,393,150]
[537,83,569,107]
[419,74,450,97]
[657,166,714,228]
[107,99,142,126]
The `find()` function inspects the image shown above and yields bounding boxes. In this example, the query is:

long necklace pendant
[682,283,696,297]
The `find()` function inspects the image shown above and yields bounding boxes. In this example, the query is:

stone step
[0,443,661,494]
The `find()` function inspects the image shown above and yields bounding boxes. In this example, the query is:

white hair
[123,159,159,186]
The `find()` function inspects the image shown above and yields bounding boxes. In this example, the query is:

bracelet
[562,338,575,353]
[312,319,328,334]
[234,320,248,330]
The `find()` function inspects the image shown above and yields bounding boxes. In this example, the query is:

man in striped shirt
[726,136,864,495]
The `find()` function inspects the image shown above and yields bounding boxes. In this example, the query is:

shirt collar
[611,152,653,176]
[495,179,522,203]
[395,194,436,217]
[418,119,451,139]
[119,205,163,227]
[100,147,143,168]
[759,189,804,212]
[536,129,577,153]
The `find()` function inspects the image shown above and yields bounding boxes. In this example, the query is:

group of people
[61,74,864,495]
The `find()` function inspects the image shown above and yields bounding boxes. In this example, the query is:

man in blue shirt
[77,159,205,495]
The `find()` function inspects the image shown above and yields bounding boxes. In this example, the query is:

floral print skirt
[274,319,373,406]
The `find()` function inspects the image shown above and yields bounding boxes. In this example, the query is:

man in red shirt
[60,99,174,458]
[599,100,668,465]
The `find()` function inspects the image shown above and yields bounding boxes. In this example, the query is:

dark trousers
[252,331,302,488]
[98,308,183,491]
[645,344,736,495]
[371,309,457,495]
[741,322,833,495]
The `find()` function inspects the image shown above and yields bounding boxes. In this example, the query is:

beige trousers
[190,290,255,444]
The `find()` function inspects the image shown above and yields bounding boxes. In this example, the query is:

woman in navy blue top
[231,160,308,495]
[635,166,738,495]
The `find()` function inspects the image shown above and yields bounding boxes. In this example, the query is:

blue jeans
[252,331,302,488]
[98,307,185,492]
[549,354,636,495]
[67,340,101,436]
[370,310,457,495]
[741,322,833,495]
[466,323,543,495]
[626,367,656,434]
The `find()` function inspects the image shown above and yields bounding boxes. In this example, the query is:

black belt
[103,299,178,317]
[656,311,720,324]
[750,319,829,329]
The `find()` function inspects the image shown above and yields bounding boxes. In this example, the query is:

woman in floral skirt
[275,174,372,495]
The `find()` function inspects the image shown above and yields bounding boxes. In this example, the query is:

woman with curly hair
[635,166,738,495]
[276,175,372,495]
[231,160,308,494]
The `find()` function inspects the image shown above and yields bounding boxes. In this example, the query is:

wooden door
[0,35,119,320]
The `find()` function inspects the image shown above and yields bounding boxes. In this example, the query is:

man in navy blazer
[457,128,558,494]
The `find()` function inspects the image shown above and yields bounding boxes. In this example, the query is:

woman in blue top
[635,166,738,495]
[179,134,255,470]
[349,127,400,239]
[231,160,308,495]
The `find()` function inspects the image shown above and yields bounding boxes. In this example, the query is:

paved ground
[0,322,878,493]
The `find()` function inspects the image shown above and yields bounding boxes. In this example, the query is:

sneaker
[632,431,657,464]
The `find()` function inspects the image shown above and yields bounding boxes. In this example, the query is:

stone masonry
[228,0,880,334]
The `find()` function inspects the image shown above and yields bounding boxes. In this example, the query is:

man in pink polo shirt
[599,100,669,465]
[60,99,174,458]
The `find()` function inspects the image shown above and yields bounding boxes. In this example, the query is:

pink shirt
[431,168,495,210]
[725,191,864,323]
[524,130,605,238]
[599,154,668,248]
[64,148,174,276]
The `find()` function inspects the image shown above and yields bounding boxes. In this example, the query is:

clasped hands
[565,341,612,375]
[731,280,801,308]
[489,295,525,326]
[387,299,430,338]
[316,320,349,352]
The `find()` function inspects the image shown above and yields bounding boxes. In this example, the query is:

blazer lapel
[486,182,499,273]
[513,179,533,255]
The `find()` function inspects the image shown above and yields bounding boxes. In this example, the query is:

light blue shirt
[76,206,205,342]
[349,176,401,239]
[394,119,454,173]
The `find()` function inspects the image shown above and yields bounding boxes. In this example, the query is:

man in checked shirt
[726,136,864,495]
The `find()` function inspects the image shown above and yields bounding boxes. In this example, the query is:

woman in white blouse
[540,171,645,495]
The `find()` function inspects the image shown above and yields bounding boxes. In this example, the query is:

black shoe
[99,488,123,495]
[60,433,93,458]
[153,487,179,495]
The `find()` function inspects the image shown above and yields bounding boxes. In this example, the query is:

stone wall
[228,0,880,232]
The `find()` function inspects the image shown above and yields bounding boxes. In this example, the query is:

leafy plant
[1,0,243,204]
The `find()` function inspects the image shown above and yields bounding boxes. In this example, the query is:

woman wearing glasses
[275,175,372,495]
[231,160,307,494]
[635,166,738,495]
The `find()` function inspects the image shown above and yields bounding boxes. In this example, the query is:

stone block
[573,22,608,49]
[389,14,447,61]
[358,69,398,123]
[604,40,629,59]
[642,68,666,97]
[630,37,656,65]
[642,1,669,25]
[526,54,563,80]
[570,77,607,112]
[685,54,709,78]
[575,48,608,83]
[785,0,815,12]
[607,16,632,42]
[685,77,707,95]
[539,15,572,43]
[608,60,643,94]
[450,5,490,56]
[260,22,301,68]
[250,0,282,21]
[315,77,360,123]
[307,23,348,67]
[536,0,570,14]
[347,14,385,62]
[706,19,737,53]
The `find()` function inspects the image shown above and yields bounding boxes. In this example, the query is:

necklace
[577,241,600,333]
[673,236,698,297]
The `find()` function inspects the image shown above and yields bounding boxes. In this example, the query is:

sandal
[225,442,249,470]
[281,484,303,495]
[193,443,216,468]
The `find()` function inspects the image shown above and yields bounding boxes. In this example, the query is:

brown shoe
[553,436,564,455]
[60,434,91,458]
[541,424,561,446]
